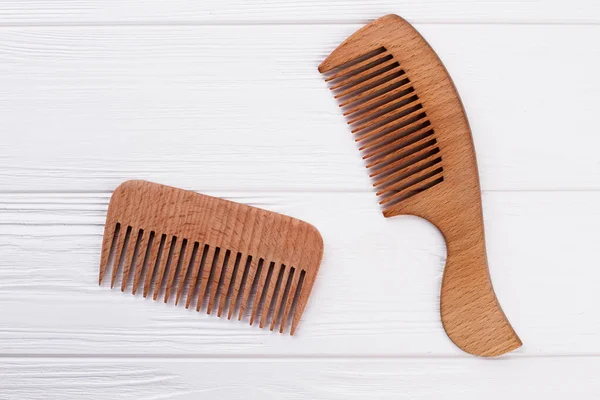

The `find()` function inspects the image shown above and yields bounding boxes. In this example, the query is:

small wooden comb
[319,15,521,356]
[99,180,324,334]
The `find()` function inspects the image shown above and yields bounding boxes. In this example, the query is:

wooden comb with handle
[319,14,521,356]
[99,180,324,334]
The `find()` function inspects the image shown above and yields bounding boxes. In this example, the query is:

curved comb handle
[319,14,521,356]
[390,186,522,357]
[441,225,522,357]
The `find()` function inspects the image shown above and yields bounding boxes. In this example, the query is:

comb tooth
[357,112,428,154]
[257,214,293,328]
[369,140,439,179]
[324,48,388,82]
[238,208,270,321]
[343,80,414,117]
[218,252,242,317]
[346,87,416,124]
[378,162,443,199]
[379,167,444,205]
[278,220,309,334]
[121,229,143,292]
[289,219,323,335]
[185,244,209,309]
[99,223,120,285]
[290,269,307,335]
[163,239,186,303]
[206,249,228,314]
[365,130,435,170]
[279,268,301,334]
[271,218,302,331]
[270,266,293,331]
[260,264,286,329]
[354,102,423,141]
[175,241,198,305]
[143,233,165,298]
[152,236,176,301]
[334,66,403,100]
[247,209,283,326]
[131,231,152,295]
[359,114,431,155]
[228,255,251,320]
[374,149,442,188]
[339,73,408,108]
[196,246,219,312]
[329,57,398,91]
[110,225,132,289]
[249,261,274,326]
[237,258,262,321]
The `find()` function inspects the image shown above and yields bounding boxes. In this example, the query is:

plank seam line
[0,21,599,28]
[0,354,598,360]
[1,189,600,195]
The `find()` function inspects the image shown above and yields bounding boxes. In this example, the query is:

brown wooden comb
[319,15,521,356]
[98,180,324,334]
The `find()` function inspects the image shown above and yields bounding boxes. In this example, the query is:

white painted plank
[1,357,599,399]
[1,190,598,355]
[0,0,599,24]
[1,25,599,192]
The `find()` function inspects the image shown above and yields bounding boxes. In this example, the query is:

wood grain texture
[0,0,598,24]
[1,0,599,395]
[320,15,519,356]
[99,181,323,334]
[1,191,599,355]
[1,25,599,192]
[2,357,600,400]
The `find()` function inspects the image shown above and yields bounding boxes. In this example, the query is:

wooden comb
[98,180,324,334]
[319,15,521,356]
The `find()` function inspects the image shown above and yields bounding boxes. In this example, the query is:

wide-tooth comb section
[321,48,444,213]
[99,180,324,335]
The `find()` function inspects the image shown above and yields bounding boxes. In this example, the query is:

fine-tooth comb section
[319,14,521,357]
[99,180,324,335]
[321,45,444,213]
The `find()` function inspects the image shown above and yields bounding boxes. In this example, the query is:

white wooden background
[1,1,600,398]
